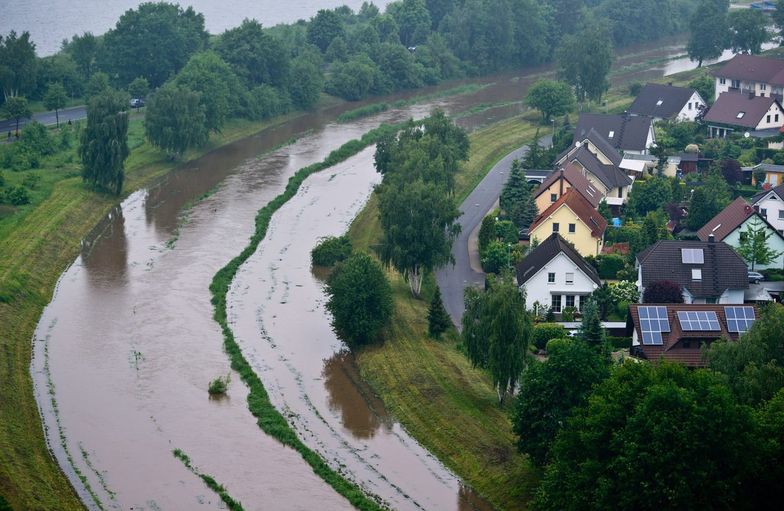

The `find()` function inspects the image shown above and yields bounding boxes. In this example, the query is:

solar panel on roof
[638,306,669,345]
[677,310,721,331]
[725,306,756,333]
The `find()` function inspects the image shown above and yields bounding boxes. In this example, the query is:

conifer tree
[501,159,538,230]
[427,286,452,338]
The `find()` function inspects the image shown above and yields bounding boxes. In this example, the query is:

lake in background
[2,0,393,56]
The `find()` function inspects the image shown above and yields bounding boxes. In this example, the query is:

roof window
[656,99,663,106]
[692,268,702,281]
[608,130,615,139]
[737,112,745,119]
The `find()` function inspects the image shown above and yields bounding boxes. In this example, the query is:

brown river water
[31,39,740,511]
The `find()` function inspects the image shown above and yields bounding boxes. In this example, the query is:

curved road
[436,145,528,326]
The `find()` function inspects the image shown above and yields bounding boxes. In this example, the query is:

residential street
[436,142,541,327]
[0,105,86,134]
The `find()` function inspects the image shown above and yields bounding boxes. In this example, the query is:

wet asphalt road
[0,105,86,133]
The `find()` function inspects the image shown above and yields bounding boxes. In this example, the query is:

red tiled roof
[627,304,758,367]
[696,197,755,241]
[529,189,607,239]
[533,163,602,208]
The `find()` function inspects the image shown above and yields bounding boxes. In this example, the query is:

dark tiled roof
[583,128,623,166]
[637,240,749,299]
[534,163,602,208]
[529,189,608,239]
[697,197,755,241]
[703,92,782,129]
[752,183,784,203]
[569,146,632,190]
[627,304,757,367]
[574,113,653,152]
[628,83,700,119]
[516,233,600,286]
[713,54,784,86]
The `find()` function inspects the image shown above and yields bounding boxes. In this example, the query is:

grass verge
[172,449,244,511]
[208,122,409,511]
[0,110,309,510]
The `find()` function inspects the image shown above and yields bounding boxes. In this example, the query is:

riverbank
[0,105,318,509]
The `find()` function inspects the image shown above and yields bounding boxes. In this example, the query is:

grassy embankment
[0,107,312,510]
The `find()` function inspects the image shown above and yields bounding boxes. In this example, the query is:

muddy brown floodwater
[32,37,743,511]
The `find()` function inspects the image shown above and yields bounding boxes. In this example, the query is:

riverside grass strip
[209,122,407,511]
[172,449,244,511]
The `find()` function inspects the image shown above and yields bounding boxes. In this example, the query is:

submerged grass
[208,122,407,511]
[172,449,244,511]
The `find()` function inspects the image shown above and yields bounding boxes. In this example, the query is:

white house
[628,83,706,122]
[697,197,784,270]
[636,240,749,304]
[515,233,601,314]
[752,184,784,234]
[703,92,784,138]
[714,54,784,100]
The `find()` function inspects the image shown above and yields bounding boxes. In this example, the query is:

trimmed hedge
[533,323,568,350]
[209,122,406,511]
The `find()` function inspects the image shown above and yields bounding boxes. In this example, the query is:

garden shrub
[311,235,352,267]
[532,323,568,350]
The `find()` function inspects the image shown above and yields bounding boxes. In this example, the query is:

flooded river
[32,39,746,511]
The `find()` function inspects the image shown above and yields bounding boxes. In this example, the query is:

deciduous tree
[556,18,613,102]
[526,79,576,123]
[2,96,31,135]
[214,19,289,88]
[325,252,393,348]
[687,0,729,67]
[728,8,770,55]
[174,51,242,132]
[43,82,67,128]
[288,55,324,109]
[144,83,208,158]
[0,30,38,99]
[736,217,784,271]
[127,77,149,101]
[307,9,345,52]
[79,88,129,195]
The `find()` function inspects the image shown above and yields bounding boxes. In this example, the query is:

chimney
[708,233,715,243]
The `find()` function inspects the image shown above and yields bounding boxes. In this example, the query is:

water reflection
[323,351,392,439]
[81,204,128,287]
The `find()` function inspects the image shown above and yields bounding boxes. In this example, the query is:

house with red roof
[528,189,607,257]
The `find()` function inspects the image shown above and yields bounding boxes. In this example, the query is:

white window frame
[565,272,574,285]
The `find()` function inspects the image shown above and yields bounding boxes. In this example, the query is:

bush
[607,336,632,349]
[761,268,784,281]
[208,374,230,395]
[20,121,55,157]
[2,186,30,206]
[243,84,291,120]
[561,306,577,322]
[610,280,639,303]
[311,235,352,267]
[532,323,568,350]
[0,170,4,187]
[595,254,625,279]
[628,81,643,96]
[22,173,40,190]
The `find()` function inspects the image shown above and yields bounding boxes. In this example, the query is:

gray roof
[583,128,623,166]
[569,146,632,190]
[703,92,782,129]
[713,54,784,86]
[628,83,700,119]
[637,240,749,299]
[516,233,600,286]
[574,113,653,152]
[752,182,784,203]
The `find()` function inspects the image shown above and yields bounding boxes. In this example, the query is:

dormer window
[737,112,745,119]
[608,130,615,139]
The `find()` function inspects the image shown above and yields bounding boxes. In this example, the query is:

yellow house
[533,163,602,214]
[528,189,607,257]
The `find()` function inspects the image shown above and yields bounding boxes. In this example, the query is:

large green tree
[388,0,432,47]
[460,272,531,404]
[525,79,575,123]
[145,83,208,158]
[536,362,759,510]
[79,88,129,195]
[307,9,345,52]
[43,82,67,128]
[127,77,149,101]
[687,0,729,67]
[728,8,770,55]
[63,32,98,80]
[500,159,538,230]
[512,337,609,465]
[100,2,208,87]
[2,96,31,135]
[174,51,242,132]
[378,178,460,296]
[214,19,289,88]
[325,252,393,348]
[736,217,784,271]
[556,18,613,102]
[288,55,324,109]
[0,30,37,100]
[626,176,672,218]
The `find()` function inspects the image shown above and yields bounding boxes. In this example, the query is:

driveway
[436,142,542,327]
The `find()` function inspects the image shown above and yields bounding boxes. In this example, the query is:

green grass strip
[172,449,244,511]
[209,122,408,511]
[337,103,391,123]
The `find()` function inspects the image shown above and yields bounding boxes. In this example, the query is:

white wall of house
[720,288,746,304]
[755,192,784,234]
[723,218,784,270]
[754,103,784,130]
[676,91,707,121]
[715,77,784,100]
[520,252,599,312]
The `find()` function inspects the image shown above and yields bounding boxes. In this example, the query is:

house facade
[752,183,784,234]
[516,233,601,314]
[714,54,784,100]
[697,197,784,270]
[636,239,749,304]
[528,189,607,257]
[703,92,784,138]
[749,163,784,188]
[627,304,758,367]
[628,83,706,122]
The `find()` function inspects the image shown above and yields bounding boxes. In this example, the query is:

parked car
[129,98,145,108]
[748,271,764,284]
